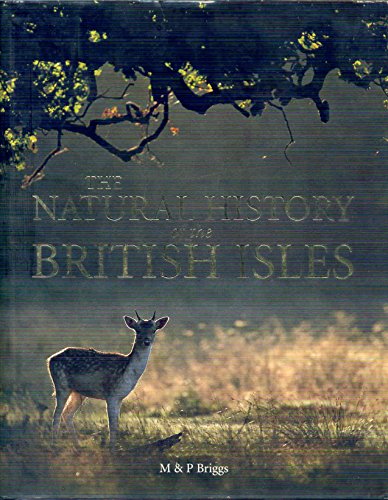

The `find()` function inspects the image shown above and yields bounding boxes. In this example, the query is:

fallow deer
[47,312,169,448]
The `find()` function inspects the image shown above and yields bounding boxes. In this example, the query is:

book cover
[1,1,387,498]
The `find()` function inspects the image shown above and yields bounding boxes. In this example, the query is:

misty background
[1,66,387,391]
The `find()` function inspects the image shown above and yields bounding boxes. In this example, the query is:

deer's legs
[52,389,70,441]
[106,398,122,449]
[62,391,85,445]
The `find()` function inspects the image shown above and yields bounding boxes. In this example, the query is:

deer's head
[123,311,169,347]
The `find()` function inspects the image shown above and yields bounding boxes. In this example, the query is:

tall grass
[1,394,387,497]
[138,311,388,413]
[4,310,388,413]
[1,311,388,497]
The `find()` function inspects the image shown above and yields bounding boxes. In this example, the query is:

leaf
[101,106,121,119]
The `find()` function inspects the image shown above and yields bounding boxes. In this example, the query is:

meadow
[1,311,388,498]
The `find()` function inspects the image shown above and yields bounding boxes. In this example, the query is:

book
[1,1,387,498]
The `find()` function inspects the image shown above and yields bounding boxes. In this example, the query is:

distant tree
[0,1,387,187]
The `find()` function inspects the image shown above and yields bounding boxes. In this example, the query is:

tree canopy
[0,1,387,186]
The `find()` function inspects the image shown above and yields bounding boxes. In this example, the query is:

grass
[1,395,387,498]
[1,311,388,498]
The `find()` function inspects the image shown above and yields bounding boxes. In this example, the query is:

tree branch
[20,98,166,187]
[72,81,135,122]
[268,102,295,166]
[88,101,160,131]
[62,97,169,162]
[166,74,236,114]
[21,131,68,188]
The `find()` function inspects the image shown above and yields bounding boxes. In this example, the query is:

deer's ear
[155,316,169,331]
[124,316,137,330]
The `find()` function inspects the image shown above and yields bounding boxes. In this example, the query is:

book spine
[0,4,35,386]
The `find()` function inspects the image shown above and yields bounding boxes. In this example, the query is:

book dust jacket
[0,1,387,498]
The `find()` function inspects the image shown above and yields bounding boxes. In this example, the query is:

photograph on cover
[1,1,387,498]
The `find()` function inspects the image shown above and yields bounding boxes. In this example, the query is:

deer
[47,311,169,449]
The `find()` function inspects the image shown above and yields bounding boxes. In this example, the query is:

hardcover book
[1,1,387,498]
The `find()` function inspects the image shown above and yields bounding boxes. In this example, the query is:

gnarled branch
[62,96,169,162]
[22,130,68,188]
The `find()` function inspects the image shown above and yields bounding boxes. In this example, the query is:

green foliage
[32,60,90,119]
[362,15,388,36]
[52,5,65,18]
[353,59,373,79]
[174,62,213,94]
[24,22,37,34]
[164,61,213,94]
[1,2,387,181]
[3,128,38,171]
[297,31,324,51]
[88,30,108,43]
[0,69,17,112]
